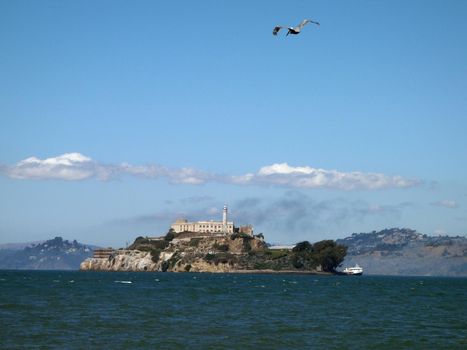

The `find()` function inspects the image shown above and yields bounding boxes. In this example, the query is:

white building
[170,206,234,234]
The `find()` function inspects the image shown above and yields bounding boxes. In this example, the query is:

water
[1,271,466,349]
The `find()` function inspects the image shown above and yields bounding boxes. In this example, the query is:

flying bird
[273,19,320,36]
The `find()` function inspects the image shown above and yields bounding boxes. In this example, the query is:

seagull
[273,19,320,36]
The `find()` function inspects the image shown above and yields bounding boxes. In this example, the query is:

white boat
[342,264,363,275]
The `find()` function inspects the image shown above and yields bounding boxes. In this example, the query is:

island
[80,231,347,274]
[80,206,347,274]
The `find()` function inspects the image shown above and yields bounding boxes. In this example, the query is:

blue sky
[1,0,466,247]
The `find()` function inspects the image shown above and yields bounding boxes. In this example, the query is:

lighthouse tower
[222,205,228,234]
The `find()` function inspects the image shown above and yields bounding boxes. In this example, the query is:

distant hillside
[0,241,44,250]
[0,237,96,270]
[336,228,467,276]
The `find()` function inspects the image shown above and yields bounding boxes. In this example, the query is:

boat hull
[342,264,363,275]
[345,272,362,276]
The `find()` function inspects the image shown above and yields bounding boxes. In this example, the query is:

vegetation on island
[125,229,348,273]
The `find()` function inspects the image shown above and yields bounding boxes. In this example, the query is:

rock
[80,250,157,272]
[80,233,345,274]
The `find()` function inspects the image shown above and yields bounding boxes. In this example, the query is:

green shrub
[166,253,181,268]
[165,229,176,242]
[230,232,253,240]
[292,256,304,269]
[137,246,152,252]
[128,236,150,249]
[151,240,169,250]
[134,236,148,244]
[243,239,251,252]
[213,243,229,252]
[205,253,215,262]
[270,250,289,259]
[292,241,313,253]
[253,262,271,270]
[272,264,282,271]
[212,253,236,266]
[189,238,201,247]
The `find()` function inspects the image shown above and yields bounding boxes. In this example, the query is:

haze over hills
[337,228,467,277]
[0,241,45,251]
[0,237,96,270]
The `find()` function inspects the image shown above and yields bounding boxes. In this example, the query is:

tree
[164,228,176,242]
[290,240,347,272]
[292,241,313,253]
[312,240,347,272]
[291,241,313,270]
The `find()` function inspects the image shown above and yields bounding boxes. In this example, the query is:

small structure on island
[170,205,252,236]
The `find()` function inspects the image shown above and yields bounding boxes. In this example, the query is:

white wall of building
[171,219,234,234]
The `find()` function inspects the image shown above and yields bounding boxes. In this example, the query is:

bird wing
[272,26,283,36]
[296,19,320,30]
[297,19,310,29]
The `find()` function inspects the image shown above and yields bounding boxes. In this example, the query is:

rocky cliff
[80,233,345,273]
[81,234,270,273]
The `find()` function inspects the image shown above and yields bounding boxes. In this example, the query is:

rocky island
[80,230,347,274]
[81,205,347,274]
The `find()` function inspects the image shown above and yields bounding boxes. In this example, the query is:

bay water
[1,271,466,349]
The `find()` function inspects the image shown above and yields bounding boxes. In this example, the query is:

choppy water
[0,271,466,349]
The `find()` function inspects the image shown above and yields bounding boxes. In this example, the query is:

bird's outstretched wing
[272,26,283,36]
[308,19,320,26]
[297,19,320,30]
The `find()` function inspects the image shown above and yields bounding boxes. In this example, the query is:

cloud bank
[1,153,420,191]
[113,192,414,243]
[232,192,413,233]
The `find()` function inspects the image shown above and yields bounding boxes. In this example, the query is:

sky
[1,0,466,247]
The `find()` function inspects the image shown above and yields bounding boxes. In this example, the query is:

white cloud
[2,153,211,184]
[1,154,420,191]
[6,153,97,181]
[238,163,420,190]
[168,167,211,185]
[431,200,458,209]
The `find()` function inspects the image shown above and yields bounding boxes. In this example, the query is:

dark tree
[292,241,313,252]
[312,240,347,272]
[164,229,176,242]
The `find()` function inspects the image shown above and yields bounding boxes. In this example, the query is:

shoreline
[229,269,334,275]
[79,267,335,275]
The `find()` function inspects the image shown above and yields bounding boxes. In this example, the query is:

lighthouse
[222,205,228,234]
